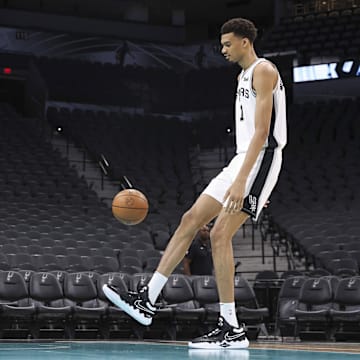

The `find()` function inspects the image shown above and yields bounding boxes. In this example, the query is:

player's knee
[180,208,205,233]
[180,209,197,228]
[209,225,227,251]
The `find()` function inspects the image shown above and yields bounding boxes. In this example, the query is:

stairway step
[50,135,119,206]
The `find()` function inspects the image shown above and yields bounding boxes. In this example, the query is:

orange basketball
[112,189,149,225]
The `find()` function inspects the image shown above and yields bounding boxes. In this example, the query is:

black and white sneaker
[188,316,249,349]
[102,284,156,326]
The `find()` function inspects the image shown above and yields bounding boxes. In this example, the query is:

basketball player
[103,17,287,349]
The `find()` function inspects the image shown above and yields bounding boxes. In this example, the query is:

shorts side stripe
[242,149,275,218]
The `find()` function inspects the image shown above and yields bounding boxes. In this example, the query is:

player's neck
[239,50,258,71]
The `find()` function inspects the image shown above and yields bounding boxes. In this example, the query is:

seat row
[0,271,267,341]
[0,249,163,274]
[277,275,360,341]
[261,9,360,57]
[267,98,360,270]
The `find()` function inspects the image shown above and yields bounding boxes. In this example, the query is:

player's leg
[189,149,283,348]
[189,209,250,349]
[211,209,249,304]
[156,194,222,276]
[103,193,222,325]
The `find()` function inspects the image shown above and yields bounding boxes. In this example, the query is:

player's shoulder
[254,59,278,76]
[253,59,278,88]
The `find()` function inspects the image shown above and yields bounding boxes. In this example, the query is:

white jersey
[235,58,287,153]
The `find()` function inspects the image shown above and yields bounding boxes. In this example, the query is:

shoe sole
[188,337,249,349]
[102,285,152,326]
[188,349,250,359]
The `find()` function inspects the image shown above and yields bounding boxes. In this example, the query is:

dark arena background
[0,0,360,358]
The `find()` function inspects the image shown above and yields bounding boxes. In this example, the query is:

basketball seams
[112,205,148,210]
[112,189,149,225]
[113,195,148,206]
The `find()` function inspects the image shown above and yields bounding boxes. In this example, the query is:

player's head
[220,18,257,63]
[221,18,257,43]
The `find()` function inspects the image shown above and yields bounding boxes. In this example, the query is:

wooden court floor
[0,340,360,359]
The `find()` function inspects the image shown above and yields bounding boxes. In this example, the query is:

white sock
[147,271,168,305]
[220,302,239,328]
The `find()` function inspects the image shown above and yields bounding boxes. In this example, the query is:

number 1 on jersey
[240,105,244,121]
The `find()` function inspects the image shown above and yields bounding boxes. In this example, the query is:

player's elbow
[256,126,269,143]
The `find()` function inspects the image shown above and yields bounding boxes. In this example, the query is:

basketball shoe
[188,316,249,349]
[102,284,156,326]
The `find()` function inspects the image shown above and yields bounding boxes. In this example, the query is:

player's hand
[223,181,246,214]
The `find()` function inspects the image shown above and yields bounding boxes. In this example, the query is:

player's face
[221,32,246,63]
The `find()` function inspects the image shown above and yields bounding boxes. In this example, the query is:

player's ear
[242,38,249,47]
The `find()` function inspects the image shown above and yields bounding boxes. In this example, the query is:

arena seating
[162,274,205,339]
[1,262,359,340]
[0,3,359,339]
[261,8,360,59]
[330,277,360,341]
[268,98,360,275]
[276,273,360,341]
[2,95,359,340]
[36,58,237,112]
[46,106,196,231]
[295,277,334,340]
[276,276,307,338]
[0,103,169,276]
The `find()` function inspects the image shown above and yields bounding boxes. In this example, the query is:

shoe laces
[205,318,224,337]
[204,316,226,337]
[206,327,221,337]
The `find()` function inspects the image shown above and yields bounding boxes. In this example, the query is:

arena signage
[293,60,360,82]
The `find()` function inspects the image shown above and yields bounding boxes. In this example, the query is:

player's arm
[224,62,277,210]
[237,63,277,180]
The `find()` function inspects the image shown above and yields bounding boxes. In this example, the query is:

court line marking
[0,345,71,351]
[1,341,360,355]
[250,344,360,354]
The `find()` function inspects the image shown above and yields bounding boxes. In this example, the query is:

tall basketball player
[103,17,287,349]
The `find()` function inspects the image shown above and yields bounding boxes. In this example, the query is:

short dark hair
[220,18,258,43]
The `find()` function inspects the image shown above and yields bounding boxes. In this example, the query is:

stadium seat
[0,271,36,338]
[153,230,170,251]
[97,273,133,339]
[192,275,219,330]
[34,254,63,271]
[130,273,153,293]
[162,274,205,339]
[295,277,333,340]
[90,255,119,273]
[329,258,359,277]
[119,255,143,272]
[276,276,306,338]
[0,254,11,270]
[9,253,37,271]
[253,270,280,325]
[64,254,91,272]
[280,270,304,279]
[330,277,360,341]
[143,257,160,273]
[64,272,107,339]
[307,268,331,277]
[29,272,72,338]
[234,275,269,340]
